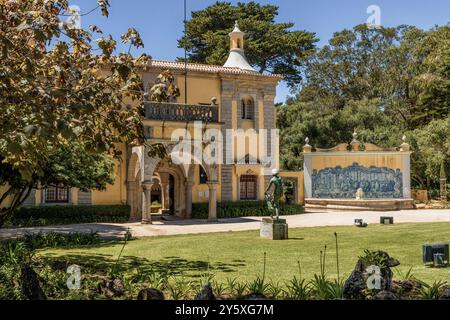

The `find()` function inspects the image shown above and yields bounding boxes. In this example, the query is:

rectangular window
[45,185,69,203]
[240,175,257,200]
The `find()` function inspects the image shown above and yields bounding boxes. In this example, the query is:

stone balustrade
[145,102,219,123]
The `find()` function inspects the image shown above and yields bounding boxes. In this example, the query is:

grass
[39,222,450,284]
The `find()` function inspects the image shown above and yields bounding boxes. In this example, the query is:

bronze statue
[265,168,284,219]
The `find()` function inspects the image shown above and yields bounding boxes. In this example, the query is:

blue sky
[68,0,450,102]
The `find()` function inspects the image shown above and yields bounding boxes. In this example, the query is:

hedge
[7,205,131,227]
[192,201,304,219]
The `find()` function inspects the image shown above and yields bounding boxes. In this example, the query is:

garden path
[1,209,449,240]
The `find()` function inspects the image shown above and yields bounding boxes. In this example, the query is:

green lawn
[40,222,450,285]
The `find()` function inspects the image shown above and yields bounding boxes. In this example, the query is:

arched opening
[199,165,208,184]
[150,175,162,212]
[139,143,219,222]
[236,38,242,49]
[241,96,254,120]
[152,157,187,218]
[169,174,175,214]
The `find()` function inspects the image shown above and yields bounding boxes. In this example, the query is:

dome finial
[223,21,255,71]
[303,137,312,153]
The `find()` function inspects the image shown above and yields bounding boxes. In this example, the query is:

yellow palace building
[14,23,305,223]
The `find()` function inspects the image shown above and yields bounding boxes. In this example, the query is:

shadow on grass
[40,245,247,278]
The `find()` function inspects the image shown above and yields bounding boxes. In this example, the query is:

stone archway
[134,143,220,223]
[153,158,186,218]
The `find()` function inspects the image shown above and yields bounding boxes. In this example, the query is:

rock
[98,277,124,298]
[20,262,47,300]
[382,251,400,268]
[439,285,450,300]
[343,269,366,300]
[137,288,164,300]
[195,282,216,300]
[343,251,400,300]
[373,290,399,300]
[392,280,423,299]
[401,280,422,293]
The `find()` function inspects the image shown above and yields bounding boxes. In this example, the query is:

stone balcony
[144,102,219,123]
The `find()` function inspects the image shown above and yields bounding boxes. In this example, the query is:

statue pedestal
[260,218,288,240]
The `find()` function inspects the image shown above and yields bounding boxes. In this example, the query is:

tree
[0,143,115,225]
[277,23,450,189]
[178,1,317,88]
[411,26,450,126]
[0,0,151,225]
[149,70,181,103]
[277,99,400,171]
[409,117,450,189]
[41,143,115,192]
[297,25,428,126]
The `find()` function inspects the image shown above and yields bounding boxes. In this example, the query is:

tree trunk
[0,184,33,228]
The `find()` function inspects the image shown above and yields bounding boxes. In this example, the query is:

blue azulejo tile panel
[311,162,403,199]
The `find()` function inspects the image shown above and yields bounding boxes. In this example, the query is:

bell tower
[223,22,256,71]
[229,21,245,51]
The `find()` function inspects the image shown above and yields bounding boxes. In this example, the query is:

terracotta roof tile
[149,59,283,79]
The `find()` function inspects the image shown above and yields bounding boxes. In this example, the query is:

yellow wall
[192,163,223,203]
[0,185,13,208]
[148,123,222,141]
[311,154,404,172]
[91,143,127,205]
[177,74,221,109]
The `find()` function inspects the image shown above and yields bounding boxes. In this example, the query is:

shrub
[21,232,101,249]
[7,205,130,227]
[192,201,304,219]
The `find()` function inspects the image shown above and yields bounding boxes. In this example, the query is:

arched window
[236,39,242,49]
[240,175,257,200]
[199,166,208,184]
[241,97,254,120]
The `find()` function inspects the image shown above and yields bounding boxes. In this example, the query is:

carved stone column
[185,180,194,219]
[207,182,219,222]
[142,182,153,224]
